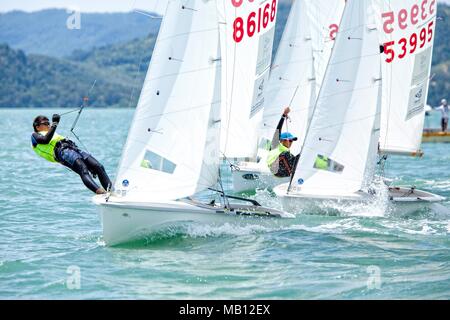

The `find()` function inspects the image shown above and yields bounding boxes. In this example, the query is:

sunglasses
[38,121,50,126]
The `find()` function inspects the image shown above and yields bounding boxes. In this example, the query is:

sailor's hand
[283,107,291,116]
[52,114,61,124]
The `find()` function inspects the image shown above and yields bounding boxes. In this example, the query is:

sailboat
[274,0,444,215]
[273,0,382,211]
[231,0,346,193]
[93,0,292,246]
[375,0,445,207]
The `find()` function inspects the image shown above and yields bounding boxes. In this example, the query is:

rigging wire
[61,80,97,152]
[217,167,230,209]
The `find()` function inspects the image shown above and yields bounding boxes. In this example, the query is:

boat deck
[422,129,450,142]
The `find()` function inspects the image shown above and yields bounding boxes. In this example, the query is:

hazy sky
[1,0,450,14]
[0,0,168,14]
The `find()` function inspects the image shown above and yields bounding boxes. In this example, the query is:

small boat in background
[422,129,450,143]
[422,106,450,142]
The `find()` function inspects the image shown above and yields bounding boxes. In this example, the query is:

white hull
[274,184,445,217]
[231,161,290,193]
[93,195,293,246]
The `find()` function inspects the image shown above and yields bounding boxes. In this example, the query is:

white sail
[306,0,346,96]
[289,0,382,195]
[218,0,278,159]
[259,0,316,155]
[114,0,221,201]
[377,0,437,156]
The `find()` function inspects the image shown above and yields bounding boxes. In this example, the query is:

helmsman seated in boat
[31,114,112,194]
[266,107,300,178]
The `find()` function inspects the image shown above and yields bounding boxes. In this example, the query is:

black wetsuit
[269,115,300,178]
[31,124,112,193]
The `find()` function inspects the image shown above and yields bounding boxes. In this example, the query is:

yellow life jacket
[32,131,65,163]
[267,143,290,167]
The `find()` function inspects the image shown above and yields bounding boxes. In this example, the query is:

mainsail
[289,0,382,195]
[377,0,437,156]
[261,0,346,154]
[260,0,316,155]
[218,0,278,159]
[114,0,221,201]
[306,0,346,96]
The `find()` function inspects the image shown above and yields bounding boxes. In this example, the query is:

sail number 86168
[232,0,277,43]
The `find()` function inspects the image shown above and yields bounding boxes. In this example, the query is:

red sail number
[233,0,277,43]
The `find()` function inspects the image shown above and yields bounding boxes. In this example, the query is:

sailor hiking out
[31,114,112,194]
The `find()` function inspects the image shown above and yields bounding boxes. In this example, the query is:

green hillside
[0,9,160,57]
[0,42,152,108]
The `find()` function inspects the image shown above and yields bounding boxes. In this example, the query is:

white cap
[442,99,447,105]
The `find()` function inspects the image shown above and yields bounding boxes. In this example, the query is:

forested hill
[0,35,157,108]
[0,3,448,108]
[0,9,160,58]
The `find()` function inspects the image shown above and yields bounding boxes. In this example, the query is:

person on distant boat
[267,107,300,177]
[31,114,112,194]
[436,99,448,132]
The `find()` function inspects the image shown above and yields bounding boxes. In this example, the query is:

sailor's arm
[271,107,290,149]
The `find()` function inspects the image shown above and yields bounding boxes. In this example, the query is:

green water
[0,109,449,299]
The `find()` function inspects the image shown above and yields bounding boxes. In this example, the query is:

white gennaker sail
[93,0,292,246]
[274,0,384,211]
[231,0,346,193]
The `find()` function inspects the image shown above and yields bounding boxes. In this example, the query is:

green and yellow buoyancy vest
[32,131,65,163]
[267,143,290,167]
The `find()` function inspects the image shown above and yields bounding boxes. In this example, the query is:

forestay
[259,0,316,156]
[218,0,278,159]
[289,0,382,196]
[114,0,221,201]
[377,0,437,156]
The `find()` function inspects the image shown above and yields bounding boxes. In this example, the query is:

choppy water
[0,109,449,299]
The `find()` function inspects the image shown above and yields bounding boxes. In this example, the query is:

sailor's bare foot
[96,188,107,195]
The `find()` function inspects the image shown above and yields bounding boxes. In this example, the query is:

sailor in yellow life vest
[31,114,112,194]
[267,107,300,177]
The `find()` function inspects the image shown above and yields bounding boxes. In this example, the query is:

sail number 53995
[232,0,277,43]
[383,21,434,63]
